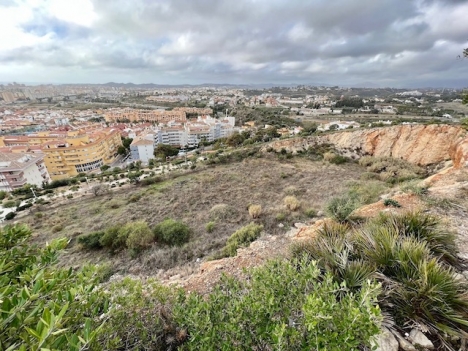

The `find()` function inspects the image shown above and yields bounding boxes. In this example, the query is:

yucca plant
[371,212,459,266]
[386,258,468,342]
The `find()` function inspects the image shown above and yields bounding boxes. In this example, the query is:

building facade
[0,153,50,192]
[0,129,122,180]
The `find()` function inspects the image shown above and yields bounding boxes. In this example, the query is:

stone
[371,328,399,351]
[316,211,324,217]
[409,329,434,350]
[393,331,417,351]
[278,223,284,228]
[294,222,306,228]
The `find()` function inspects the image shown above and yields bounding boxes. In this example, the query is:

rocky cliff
[265,124,468,168]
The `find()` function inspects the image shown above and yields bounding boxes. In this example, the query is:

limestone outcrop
[265,124,468,167]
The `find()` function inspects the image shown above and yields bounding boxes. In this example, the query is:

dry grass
[248,205,262,219]
[283,196,300,211]
[23,157,367,275]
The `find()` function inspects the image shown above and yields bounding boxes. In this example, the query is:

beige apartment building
[104,108,187,123]
[0,129,122,180]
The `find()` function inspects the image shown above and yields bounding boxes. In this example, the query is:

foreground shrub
[0,224,109,350]
[78,231,105,250]
[370,212,459,266]
[154,219,191,246]
[174,259,381,350]
[220,222,263,257]
[92,278,183,350]
[293,212,468,349]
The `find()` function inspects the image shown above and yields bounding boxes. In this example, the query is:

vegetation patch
[359,156,427,183]
[291,212,467,350]
[218,222,263,258]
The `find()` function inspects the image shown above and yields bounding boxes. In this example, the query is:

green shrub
[78,231,105,250]
[383,198,401,207]
[154,219,191,246]
[99,225,127,252]
[92,278,180,350]
[174,259,381,351]
[275,212,287,221]
[0,224,109,350]
[125,221,154,251]
[220,223,263,258]
[3,200,16,208]
[329,154,348,164]
[294,212,468,349]
[325,195,359,223]
[0,190,6,200]
[303,207,317,218]
[5,212,16,220]
[205,221,215,233]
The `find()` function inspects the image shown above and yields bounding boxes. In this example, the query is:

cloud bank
[0,0,467,87]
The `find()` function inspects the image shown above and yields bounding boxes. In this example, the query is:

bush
[0,224,109,350]
[303,207,317,218]
[78,231,105,250]
[283,195,300,211]
[383,198,401,207]
[52,224,63,233]
[124,221,155,251]
[99,225,127,252]
[0,190,6,200]
[174,259,381,351]
[5,212,16,220]
[3,200,16,208]
[293,212,468,349]
[325,195,358,223]
[140,176,163,186]
[248,204,262,219]
[154,219,191,246]
[16,203,33,212]
[220,223,263,258]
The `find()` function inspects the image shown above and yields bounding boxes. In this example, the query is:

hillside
[21,154,368,276]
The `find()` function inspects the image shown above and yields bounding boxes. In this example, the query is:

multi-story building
[0,152,50,192]
[104,108,187,123]
[130,135,155,163]
[0,129,122,180]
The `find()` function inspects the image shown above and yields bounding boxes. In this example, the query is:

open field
[21,155,370,276]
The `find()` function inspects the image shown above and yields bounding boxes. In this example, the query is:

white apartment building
[0,153,50,192]
[130,135,155,163]
[129,116,237,161]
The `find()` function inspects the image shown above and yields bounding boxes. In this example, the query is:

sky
[0,0,467,87]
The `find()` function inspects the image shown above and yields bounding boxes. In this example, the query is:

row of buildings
[0,128,122,184]
[130,115,236,162]
[103,107,213,123]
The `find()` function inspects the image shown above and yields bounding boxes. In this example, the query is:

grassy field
[22,155,370,275]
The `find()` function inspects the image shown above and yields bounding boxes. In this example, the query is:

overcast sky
[0,0,467,87]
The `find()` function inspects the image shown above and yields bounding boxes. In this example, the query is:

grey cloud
[0,0,467,87]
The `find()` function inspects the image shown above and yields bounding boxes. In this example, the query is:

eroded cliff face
[265,125,468,167]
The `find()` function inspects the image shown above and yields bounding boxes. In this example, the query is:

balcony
[10,178,27,187]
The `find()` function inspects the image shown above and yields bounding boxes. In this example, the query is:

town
[0,83,466,191]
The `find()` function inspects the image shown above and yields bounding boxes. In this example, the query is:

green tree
[121,137,133,149]
[117,145,127,155]
[154,144,179,159]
